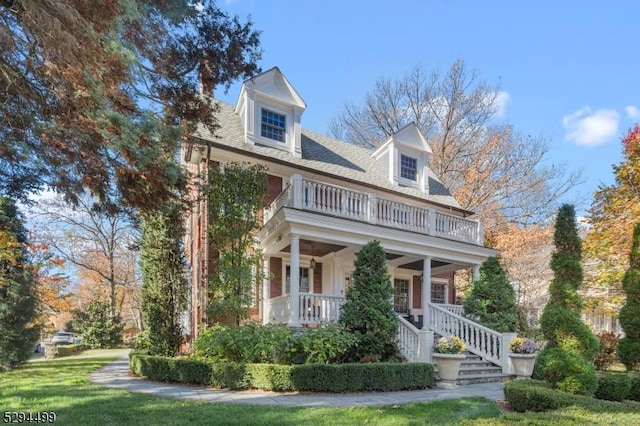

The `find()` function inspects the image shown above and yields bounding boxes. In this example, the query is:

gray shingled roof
[193,102,465,211]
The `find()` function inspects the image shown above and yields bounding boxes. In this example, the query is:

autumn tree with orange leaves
[584,124,640,312]
[490,223,554,335]
[30,194,138,319]
[29,242,73,320]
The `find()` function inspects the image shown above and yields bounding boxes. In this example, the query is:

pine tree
[463,256,518,332]
[535,204,599,395]
[140,204,188,357]
[340,240,398,362]
[0,197,40,370]
[618,223,640,370]
[73,299,123,349]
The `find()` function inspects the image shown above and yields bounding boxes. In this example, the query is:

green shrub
[533,341,598,396]
[595,372,631,401]
[73,299,124,349]
[298,325,358,364]
[539,303,599,360]
[128,352,434,392]
[56,343,90,357]
[193,323,299,364]
[594,332,620,370]
[618,223,640,371]
[629,375,640,401]
[618,337,640,371]
[463,256,518,332]
[247,364,295,391]
[193,323,359,365]
[504,380,582,412]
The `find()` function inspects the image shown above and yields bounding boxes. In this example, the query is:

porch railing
[396,314,433,363]
[264,175,482,245]
[298,293,346,324]
[264,184,291,220]
[439,304,465,317]
[427,302,515,373]
[266,294,291,324]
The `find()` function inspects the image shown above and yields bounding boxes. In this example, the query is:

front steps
[433,352,514,385]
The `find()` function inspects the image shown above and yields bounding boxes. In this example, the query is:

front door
[393,278,410,314]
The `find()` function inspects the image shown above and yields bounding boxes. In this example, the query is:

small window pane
[261,109,286,142]
[400,154,417,181]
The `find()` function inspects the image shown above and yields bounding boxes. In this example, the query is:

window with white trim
[285,266,310,293]
[400,154,417,181]
[261,109,286,142]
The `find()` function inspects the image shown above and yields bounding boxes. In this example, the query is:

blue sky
[217,0,640,215]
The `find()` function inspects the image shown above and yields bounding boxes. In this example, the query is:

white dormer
[235,67,306,158]
[372,123,432,192]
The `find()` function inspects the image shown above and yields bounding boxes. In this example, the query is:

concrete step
[432,352,515,385]
[455,373,513,386]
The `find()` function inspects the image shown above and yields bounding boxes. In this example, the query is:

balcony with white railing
[264,174,482,245]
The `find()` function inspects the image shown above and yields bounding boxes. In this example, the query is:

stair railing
[396,314,433,363]
[427,302,516,373]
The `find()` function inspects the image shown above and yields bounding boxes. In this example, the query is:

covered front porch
[265,291,465,326]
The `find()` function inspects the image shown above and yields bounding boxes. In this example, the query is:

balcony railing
[264,175,482,245]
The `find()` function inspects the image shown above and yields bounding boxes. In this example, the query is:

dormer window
[261,109,286,143]
[400,154,417,181]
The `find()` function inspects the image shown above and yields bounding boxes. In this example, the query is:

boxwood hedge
[56,343,91,357]
[129,352,434,392]
[505,379,640,413]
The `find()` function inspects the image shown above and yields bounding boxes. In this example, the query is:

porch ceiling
[398,259,448,271]
[282,239,347,257]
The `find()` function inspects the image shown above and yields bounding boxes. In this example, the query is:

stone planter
[432,353,466,388]
[509,353,537,379]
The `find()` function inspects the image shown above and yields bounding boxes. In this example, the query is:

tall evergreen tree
[535,204,599,395]
[140,204,187,357]
[463,256,517,332]
[0,197,40,370]
[618,223,640,370]
[340,240,398,362]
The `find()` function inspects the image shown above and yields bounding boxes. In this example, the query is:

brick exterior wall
[270,257,282,297]
[313,263,322,293]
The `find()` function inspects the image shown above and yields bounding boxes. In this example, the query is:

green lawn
[1,355,639,425]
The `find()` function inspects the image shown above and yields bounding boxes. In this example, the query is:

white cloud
[562,106,620,147]
[626,105,640,119]
[493,91,510,119]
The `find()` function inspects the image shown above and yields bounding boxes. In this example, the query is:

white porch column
[473,264,481,280]
[421,256,432,330]
[262,257,270,325]
[289,235,300,327]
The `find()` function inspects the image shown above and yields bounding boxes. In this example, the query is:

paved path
[88,352,506,407]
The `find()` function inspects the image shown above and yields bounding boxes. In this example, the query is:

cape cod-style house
[182,67,517,377]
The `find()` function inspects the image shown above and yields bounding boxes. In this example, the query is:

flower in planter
[436,336,466,354]
[509,337,539,354]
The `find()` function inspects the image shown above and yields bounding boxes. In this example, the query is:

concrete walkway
[87,351,506,407]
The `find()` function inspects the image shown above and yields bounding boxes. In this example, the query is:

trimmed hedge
[505,379,640,413]
[595,372,631,401]
[129,352,434,392]
[630,376,640,402]
[57,343,90,357]
[504,380,583,412]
